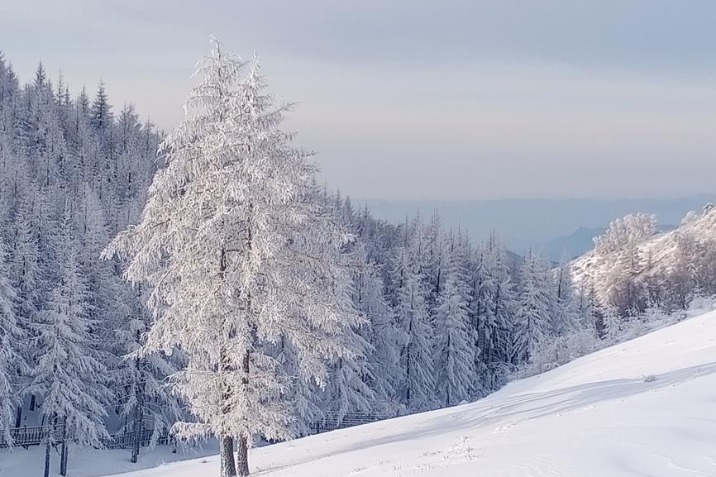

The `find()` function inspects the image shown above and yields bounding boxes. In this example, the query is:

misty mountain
[361,196,716,258]
[541,226,605,262]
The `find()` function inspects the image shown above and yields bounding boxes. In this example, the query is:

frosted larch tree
[104,40,362,477]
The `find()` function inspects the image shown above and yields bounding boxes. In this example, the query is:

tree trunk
[130,396,143,463]
[60,440,68,476]
[236,434,249,476]
[236,349,251,476]
[14,405,22,428]
[131,358,145,464]
[220,434,237,477]
[43,438,51,477]
[218,247,237,477]
[59,417,68,476]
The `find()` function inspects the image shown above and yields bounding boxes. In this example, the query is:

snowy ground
[0,441,218,477]
[5,309,716,477]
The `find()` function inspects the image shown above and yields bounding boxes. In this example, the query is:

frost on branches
[104,41,362,477]
[0,234,23,445]
[513,250,553,363]
[29,204,110,477]
[435,233,475,407]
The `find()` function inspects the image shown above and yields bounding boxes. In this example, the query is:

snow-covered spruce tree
[29,203,109,477]
[390,222,435,413]
[104,42,362,477]
[6,184,40,422]
[552,259,580,335]
[300,197,377,428]
[320,340,375,428]
[434,232,475,407]
[271,337,323,437]
[466,241,491,396]
[351,242,403,417]
[488,236,519,382]
[470,233,517,393]
[0,233,23,445]
[78,184,179,463]
[113,285,183,464]
[421,211,445,316]
[316,192,388,425]
[513,250,553,364]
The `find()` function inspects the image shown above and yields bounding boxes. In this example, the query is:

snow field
[82,308,716,477]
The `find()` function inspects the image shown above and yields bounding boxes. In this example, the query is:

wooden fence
[1,412,388,449]
[312,411,385,434]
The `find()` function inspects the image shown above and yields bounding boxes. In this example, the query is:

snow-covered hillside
[572,206,716,312]
[12,307,710,477]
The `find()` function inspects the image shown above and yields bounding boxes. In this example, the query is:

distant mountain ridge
[361,196,716,259]
[541,226,604,261]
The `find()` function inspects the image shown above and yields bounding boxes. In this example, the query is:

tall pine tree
[104,41,362,477]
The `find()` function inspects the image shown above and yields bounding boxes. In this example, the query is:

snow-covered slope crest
[98,309,716,477]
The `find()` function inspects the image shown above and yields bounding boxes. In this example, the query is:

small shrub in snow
[642,374,657,383]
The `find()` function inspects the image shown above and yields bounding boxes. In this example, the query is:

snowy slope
[571,206,716,303]
[84,308,716,477]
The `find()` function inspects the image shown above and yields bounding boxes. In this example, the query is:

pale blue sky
[2,0,715,200]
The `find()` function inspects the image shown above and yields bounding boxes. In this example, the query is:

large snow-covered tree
[104,41,362,477]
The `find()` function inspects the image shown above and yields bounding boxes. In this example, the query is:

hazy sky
[2,0,715,200]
